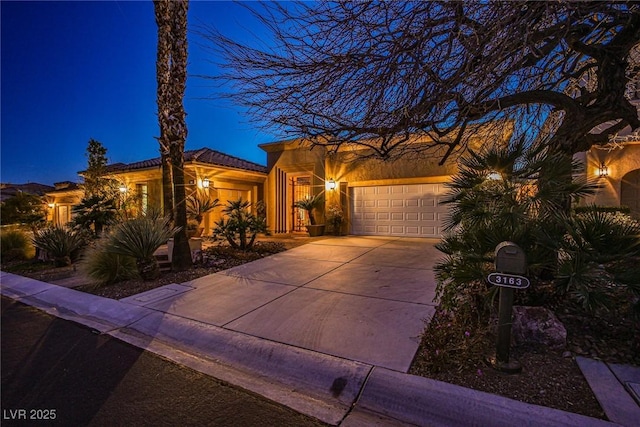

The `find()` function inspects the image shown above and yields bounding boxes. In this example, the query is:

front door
[291,175,311,232]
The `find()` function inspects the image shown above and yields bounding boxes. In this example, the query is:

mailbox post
[488,242,528,373]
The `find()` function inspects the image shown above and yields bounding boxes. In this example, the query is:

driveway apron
[143,236,440,372]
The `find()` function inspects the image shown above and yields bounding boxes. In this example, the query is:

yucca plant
[294,193,324,225]
[186,190,220,226]
[213,198,268,250]
[105,216,179,280]
[79,237,139,285]
[32,226,87,267]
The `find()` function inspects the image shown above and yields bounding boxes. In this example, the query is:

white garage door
[350,184,448,237]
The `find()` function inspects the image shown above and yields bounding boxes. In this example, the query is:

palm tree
[187,190,220,231]
[154,0,191,271]
[294,193,324,225]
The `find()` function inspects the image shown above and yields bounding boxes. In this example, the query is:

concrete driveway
[123,236,441,372]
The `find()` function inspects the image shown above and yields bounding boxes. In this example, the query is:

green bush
[213,198,268,250]
[574,205,631,215]
[0,192,47,228]
[71,195,117,237]
[434,139,598,314]
[0,229,32,262]
[79,238,139,285]
[32,226,87,267]
[105,216,178,280]
[551,208,640,311]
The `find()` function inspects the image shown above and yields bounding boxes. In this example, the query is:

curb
[1,274,623,426]
[109,311,371,425]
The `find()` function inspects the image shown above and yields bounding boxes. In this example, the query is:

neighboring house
[576,81,640,218]
[0,182,54,202]
[46,147,267,234]
[259,124,510,237]
[106,147,267,236]
[45,181,83,226]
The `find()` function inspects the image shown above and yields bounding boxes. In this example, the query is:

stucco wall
[580,142,640,207]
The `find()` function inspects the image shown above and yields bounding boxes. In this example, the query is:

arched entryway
[621,169,640,219]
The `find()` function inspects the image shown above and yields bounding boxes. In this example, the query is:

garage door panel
[350,184,447,237]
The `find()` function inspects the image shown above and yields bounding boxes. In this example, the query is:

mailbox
[494,242,527,275]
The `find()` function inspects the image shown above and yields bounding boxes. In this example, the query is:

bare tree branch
[198,1,640,158]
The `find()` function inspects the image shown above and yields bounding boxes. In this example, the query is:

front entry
[621,169,640,219]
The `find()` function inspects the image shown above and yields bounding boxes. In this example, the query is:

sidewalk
[1,237,638,426]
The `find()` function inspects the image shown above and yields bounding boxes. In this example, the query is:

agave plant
[32,226,87,267]
[106,216,179,280]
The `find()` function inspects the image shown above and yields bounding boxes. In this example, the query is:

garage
[350,183,449,237]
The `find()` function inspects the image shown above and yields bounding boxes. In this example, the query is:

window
[137,184,148,216]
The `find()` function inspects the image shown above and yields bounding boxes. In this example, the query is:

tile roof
[103,148,266,174]
[0,182,55,196]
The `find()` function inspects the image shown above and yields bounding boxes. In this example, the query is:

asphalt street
[1,296,327,427]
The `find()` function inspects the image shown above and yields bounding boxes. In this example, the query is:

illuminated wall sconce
[48,203,55,208]
[202,178,210,188]
[119,184,128,193]
[326,178,337,191]
[598,162,608,178]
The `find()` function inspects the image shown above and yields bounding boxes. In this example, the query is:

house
[260,108,640,237]
[575,83,640,219]
[46,148,267,234]
[0,182,54,202]
[46,181,83,226]
[259,123,511,237]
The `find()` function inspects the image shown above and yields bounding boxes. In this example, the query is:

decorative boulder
[511,306,567,349]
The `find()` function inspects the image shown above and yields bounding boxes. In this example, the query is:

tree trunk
[154,0,191,271]
[170,145,192,270]
[161,150,173,221]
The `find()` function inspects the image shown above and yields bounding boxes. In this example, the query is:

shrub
[105,216,178,280]
[78,238,139,285]
[71,195,117,237]
[0,229,32,262]
[574,205,631,215]
[213,198,268,250]
[0,192,47,229]
[32,226,87,267]
[550,208,640,311]
[293,193,323,225]
[187,190,220,226]
[435,138,598,314]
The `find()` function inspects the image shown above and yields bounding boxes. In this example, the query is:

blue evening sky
[1,0,276,185]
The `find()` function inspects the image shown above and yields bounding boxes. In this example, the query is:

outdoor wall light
[119,184,128,193]
[202,178,210,188]
[326,178,337,191]
[598,162,609,178]
[48,203,55,208]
